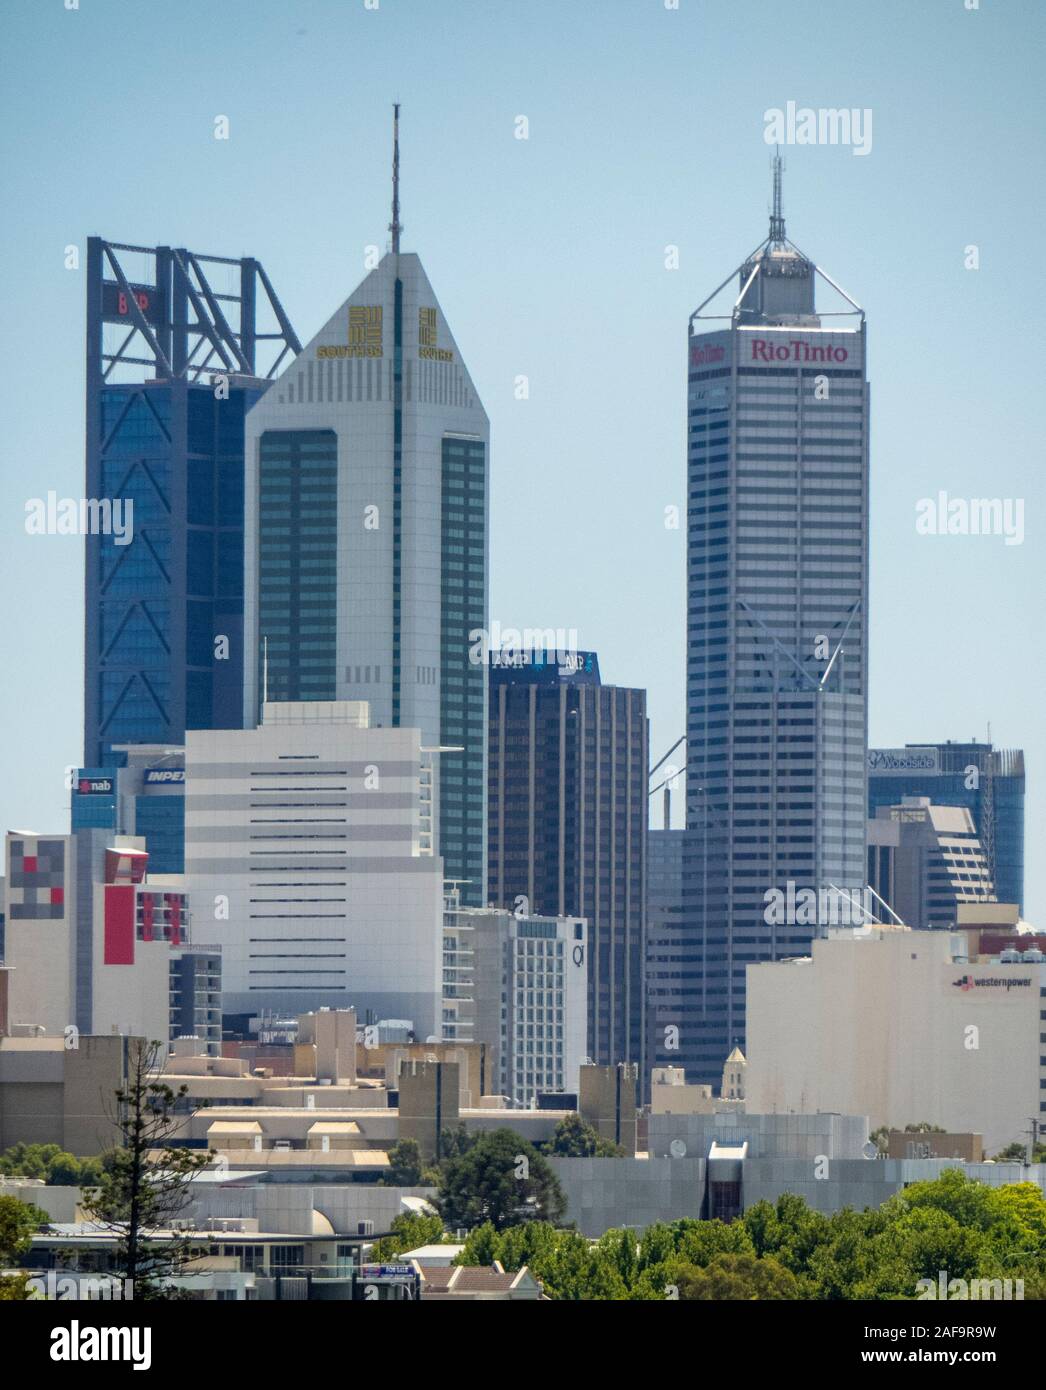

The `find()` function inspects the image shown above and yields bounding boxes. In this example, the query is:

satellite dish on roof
[861,1141,880,1160]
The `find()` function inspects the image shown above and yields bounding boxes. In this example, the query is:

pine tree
[80,1039,211,1300]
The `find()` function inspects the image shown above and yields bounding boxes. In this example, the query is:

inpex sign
[144,768,185,785]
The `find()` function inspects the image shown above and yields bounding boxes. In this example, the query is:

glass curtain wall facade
[257,430,338,703]
[440,437,487,898]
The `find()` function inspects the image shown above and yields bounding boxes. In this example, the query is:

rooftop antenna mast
[390,103,402,255]
[769,147,786,246]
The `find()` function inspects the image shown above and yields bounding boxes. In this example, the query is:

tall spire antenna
[390,102,402,254]
[769,146,785,245]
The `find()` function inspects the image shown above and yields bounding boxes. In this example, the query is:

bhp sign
[750,338,849,363]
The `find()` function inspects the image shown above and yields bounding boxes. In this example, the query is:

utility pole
[1024,1117,1039,1166]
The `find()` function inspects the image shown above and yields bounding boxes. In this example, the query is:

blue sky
[1,0,1043,917]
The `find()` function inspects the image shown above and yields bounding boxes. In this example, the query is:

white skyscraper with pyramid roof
[243,112,490,902]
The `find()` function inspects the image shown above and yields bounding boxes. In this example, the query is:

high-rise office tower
[83,238,300,765]
[645,825,688,1076]
[487,649,648,1069]
[683,161,869,1084]
[71,747,185,873]
[868,741,1025,912]
[242,111,490,902]
[867,795,995,929]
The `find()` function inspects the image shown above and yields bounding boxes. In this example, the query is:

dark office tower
[83,238,300,765]
[487,650,648,1069]
[683,161,869,1084]
[868,742,1025,912]
[645,826,689,1075]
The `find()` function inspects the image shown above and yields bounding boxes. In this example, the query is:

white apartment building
[443,901,588,1106]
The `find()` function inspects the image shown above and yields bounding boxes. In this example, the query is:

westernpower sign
[952,973,1033,993]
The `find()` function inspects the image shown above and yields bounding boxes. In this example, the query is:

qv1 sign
[143,768,185,785]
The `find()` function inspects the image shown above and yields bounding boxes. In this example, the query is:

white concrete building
[746,926,1046,1153]
[241,228,490,905]
[183,700,444,1035]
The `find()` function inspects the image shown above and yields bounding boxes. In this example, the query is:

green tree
[596,1227,638,1286]
[994,1143,1029,1164]
[535,1229,628,1301]
[742,1192,831,1276]
[851,1206,988,1300]
[676,1252,800,1300]
[496,1219,559,1272]
[0,1195,48,1301]
[869,1126,890,1155]
[435,1130,565,1232]
[630,1254,695,1300]
[674,1217,755,1268]
[637,1221,676,1271]
[437,1124,475,1161]
[370,1210,444,1260]
[0,1142,107,1186]
[456,1220,500,1266]
[382,1138,427,1187]
[546,1113,623,1158]
[78,1039,212,1300]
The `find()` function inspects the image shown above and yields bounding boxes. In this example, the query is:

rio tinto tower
[681,158,869,1084]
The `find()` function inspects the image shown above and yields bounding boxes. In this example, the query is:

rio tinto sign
[749,337,849,363]
[690,343,726,367]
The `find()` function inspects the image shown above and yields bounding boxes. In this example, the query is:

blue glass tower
[83,239,300,766]
[868,742,1025,913]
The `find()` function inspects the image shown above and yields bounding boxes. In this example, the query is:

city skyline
[1,0,1043,922]
[2,0,1045,1325]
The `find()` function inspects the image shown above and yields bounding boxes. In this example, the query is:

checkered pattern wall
[7,837,66,920]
